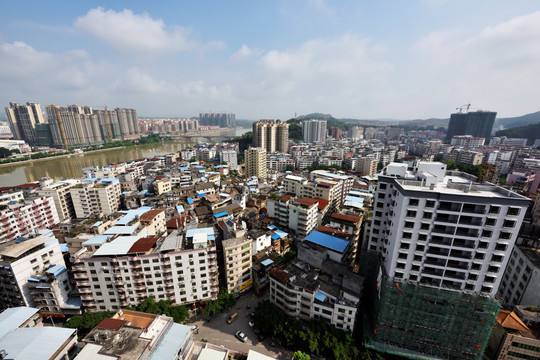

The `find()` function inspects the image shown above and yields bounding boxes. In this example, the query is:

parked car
[235,331,248,342]
[249,312,255,319]
[248,320,255,327]
[226,312,238,324]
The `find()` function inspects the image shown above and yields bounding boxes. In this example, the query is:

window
[507,207,520,216]
[418,234,427,241]
[404,221,414,228]
[481,230,492,238]
[503,220,516,228]
[406,210,417,218]
[400,243,410,250]
[402,232,412,239]
[485,218,496,226]
[379,183,387,190]
[489,206,500,214]
[423,212,433,219]
[420,223,430,230]
[499,232,511,240]
[425,200,435,208]
[409,199,419,206]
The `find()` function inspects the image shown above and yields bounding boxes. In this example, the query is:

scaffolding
[359,254,500,360]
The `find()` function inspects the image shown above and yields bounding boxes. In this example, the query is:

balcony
[114,280,124,286]
[452,239,475,249]
[73,273,89,279]
[76,281,91,287]
[449,250,473,260]
[426,247,449,257]
[434,214,459,224]
[446,260,469,271]
[425,257,447,267]
[455,228,479,238]
[431,236,452,247]
[78,287,92,294]
[80,294,94,301]
[444,270,466,281]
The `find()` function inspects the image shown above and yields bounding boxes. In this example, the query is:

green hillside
[495,122,540,145]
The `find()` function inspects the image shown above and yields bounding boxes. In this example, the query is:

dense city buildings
[446,110,497,141]
[302,119,327,143]
[199,112,235,128]
[245,147,267,179]
[252,119,289,153]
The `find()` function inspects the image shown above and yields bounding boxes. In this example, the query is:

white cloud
[231,44,262,62]
[411,11,540,117]
[74,7,222,55]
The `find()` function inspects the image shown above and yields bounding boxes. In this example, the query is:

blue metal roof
[150,323,191,360]
[116,207,153,225]
[82,234,111,246]
[0,307,39,340]
[187,197,194,204]
[176,205,185,213]
[197,193,205,198]
[214,211,228,218]
[186,227,215,238]
[267,225,277,230]
[274,230,288,238]
[271,234,280,240]
[261,259,274,267]
[60,243,69,253]
[305,230,349,253]
[46,264,66,277]
[314,291,327,302]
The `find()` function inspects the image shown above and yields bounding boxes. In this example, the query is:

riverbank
[0,145,128,169]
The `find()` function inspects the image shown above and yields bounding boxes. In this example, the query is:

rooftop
[0,327,76,360]
[0,236,58,260]
[330,213,362,224]
[140,209,164,222]
[0,307,39,340]
[305,230,349,253]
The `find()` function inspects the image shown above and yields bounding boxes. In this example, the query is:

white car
[248,321,255,328]
[235,331,248,342]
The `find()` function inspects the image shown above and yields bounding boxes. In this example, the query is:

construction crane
[456,103,471,113]
[104,105,113,141]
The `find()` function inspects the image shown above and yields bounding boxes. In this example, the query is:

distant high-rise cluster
[139,118,199,134]
[302,119,327,143]
[199,112,235,128]
[252,119,289,153]
[445,110,496,141]
[5,102,139,148]
[5,102,46,145]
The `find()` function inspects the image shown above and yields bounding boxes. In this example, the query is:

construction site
[359,253,501,360]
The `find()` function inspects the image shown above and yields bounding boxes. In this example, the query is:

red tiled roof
[155,175,166,180]
[497,310,532,334]
[97,318,128,330]
[331,213,362,224]
[316,226,353,240]
[128,236,159,253]
[166,216,187,229]
[140,209,164,221]
[295,198,329,211]
[280,194,293,202]
[270,267,289,284]
[262,218,272,223]
[16,183,39,189]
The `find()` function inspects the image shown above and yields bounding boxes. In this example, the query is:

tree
[221,161,228,165]
[190,156,197,162]
[64,311,113,338]
[0,147,12,158]
[285,164,295,172]
[377,162,384,171]
[293,350,310,360]
[433,154,444,162]
[445,159,457,170]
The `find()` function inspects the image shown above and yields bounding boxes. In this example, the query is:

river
[0,128,249,186]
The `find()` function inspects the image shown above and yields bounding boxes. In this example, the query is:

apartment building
[0,235,67,311]
[355,157,378,176]
[244,147,267,179]
[269,233,363,331]
[327,213,363,263]
[37,179,79,220]
[368,162,530,297]
[0,195,60,244]
[139,209,166,236]
[252,120,289,153]
[222,237,253,295]
[266,195,319,238]
[498,230,540,307]
[220,149,238,168]
[302,120,327,143]
[451,135,486,148]
[310,170,353,207]
[69,178,121,218]
[488,309,540,360]
[71,227,219,311]
[283,175,340,211]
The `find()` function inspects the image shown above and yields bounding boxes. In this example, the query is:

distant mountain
[495,123,540,145]
[494,111,540,131]
[295,111,540,131]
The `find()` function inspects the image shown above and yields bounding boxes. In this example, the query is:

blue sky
[1,1,540,120]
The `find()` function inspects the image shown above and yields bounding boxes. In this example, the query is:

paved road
[191,293,292,359]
